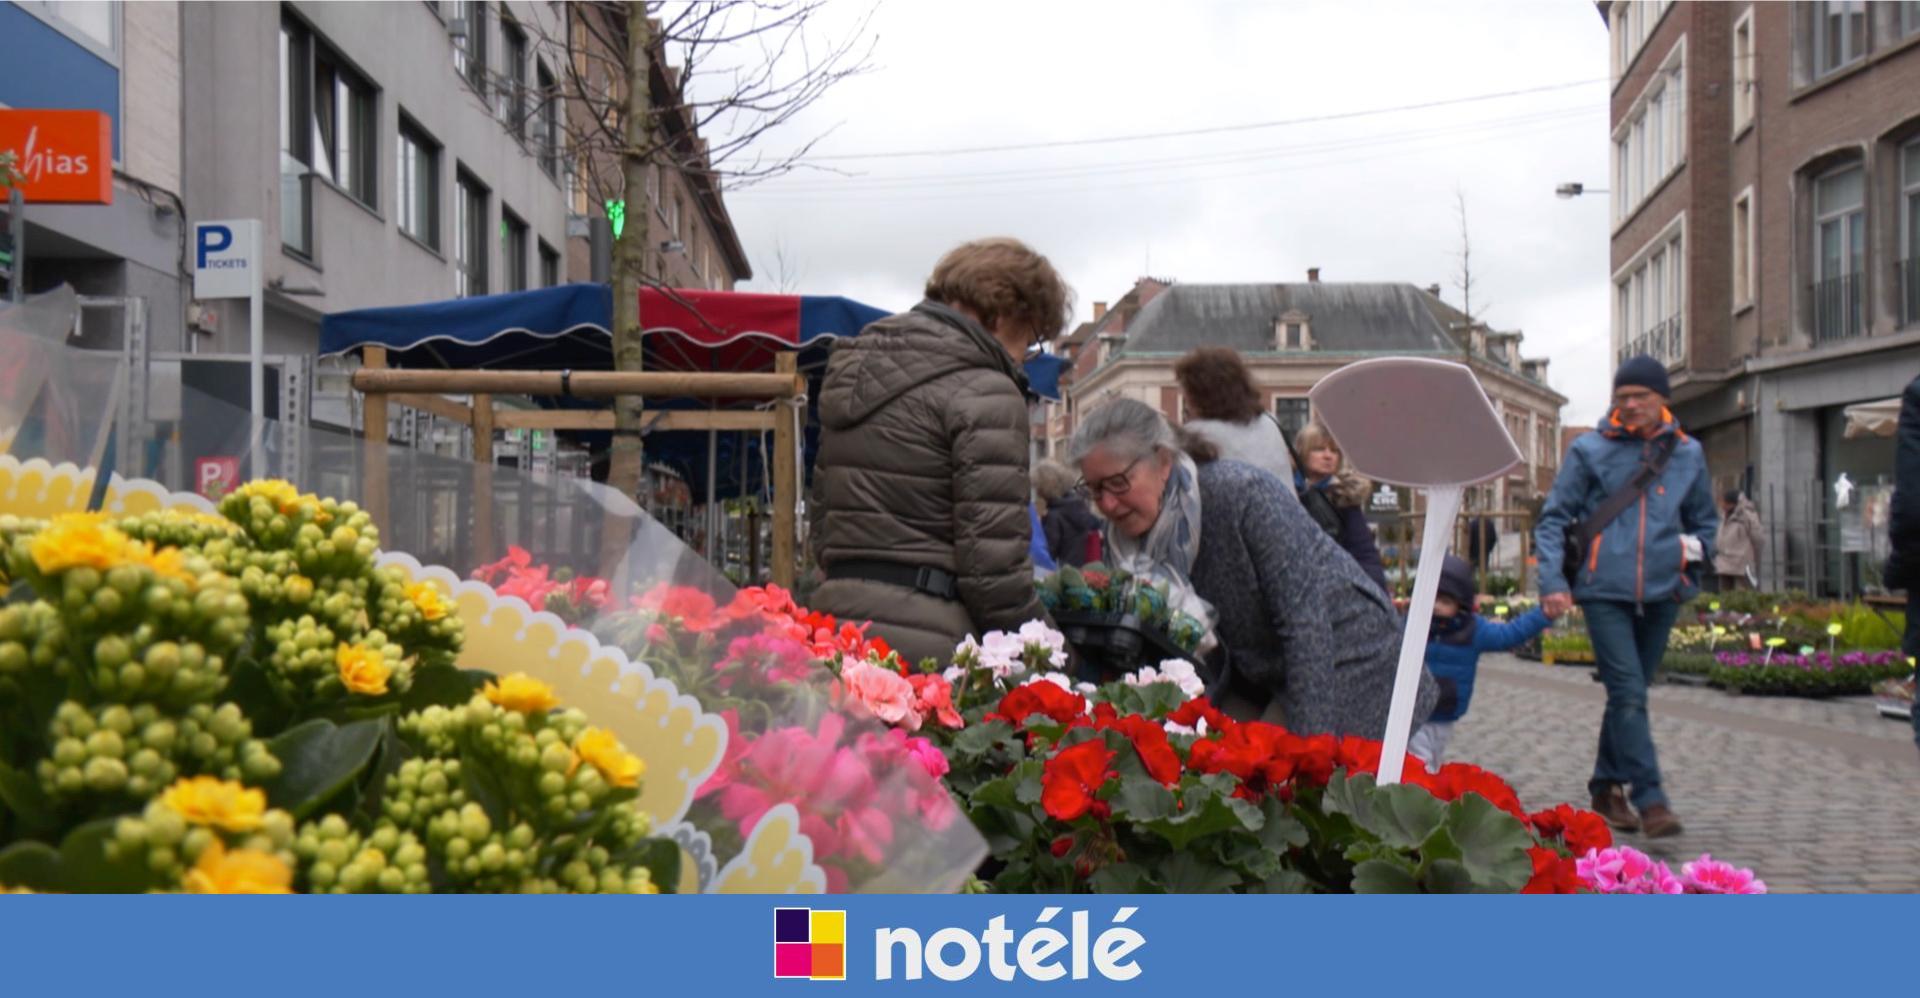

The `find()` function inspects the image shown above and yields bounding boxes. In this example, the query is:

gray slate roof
[1117,283,1462,356]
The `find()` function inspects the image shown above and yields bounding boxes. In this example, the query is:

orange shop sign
[0,109,113,205]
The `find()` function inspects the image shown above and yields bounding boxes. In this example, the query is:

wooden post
[472,393,494,566]
[362,347,389,533]
[771,352,798,590]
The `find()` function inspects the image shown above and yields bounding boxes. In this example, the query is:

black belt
[827,559,960,600]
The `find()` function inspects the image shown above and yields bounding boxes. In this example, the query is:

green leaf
[1322,772,1447,850]
[0,841,60,890]
[0,819,163,892]
[953,719,1015,757]
[1142,788,1262,851]
[1159,851,1241,893]
[1423,858,1478,894]
[1258,796,1309,852]
[262,717,385,819]
[1350,856,1422,893]
[1249,868,1314,894]
[1011,759,1044,806]
[1113,774,1175,822]
[1444,793,1535,892]
[1090,862,1148,894]
[968,775,1022,811]
[614,837,682,894]
[401,666,492,713]
[222,658,293,737]
[460,746,514,830]
[0,759,52,831]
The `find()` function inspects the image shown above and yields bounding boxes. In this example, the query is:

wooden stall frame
[355,351,805,588]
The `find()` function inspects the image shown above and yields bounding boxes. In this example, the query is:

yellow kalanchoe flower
[160,775,267,833]
[483,672,560,714]
[573,727,645,788]
[29,512,194,583]
[336,643,392,696]
[405,581,451,621]
[182,840,293,894]
[236,479,329,522]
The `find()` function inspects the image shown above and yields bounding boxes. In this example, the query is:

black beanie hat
[1437,554,1476,607]
[1613,354,1670,398]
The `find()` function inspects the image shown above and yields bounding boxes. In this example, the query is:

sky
[698,0,1617,426]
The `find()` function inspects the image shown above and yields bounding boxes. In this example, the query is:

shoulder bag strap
[1575,432,1679,541]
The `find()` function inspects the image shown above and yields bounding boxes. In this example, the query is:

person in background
[1028,503,1057,575]
[810,237,1070,664]
[1881,372,1920,755]
[1173,346,1297,490]
[1535,355,1718,838]
[1410,555,1561,767]
[1034,458,1101,568]
[1294,423,1390,594]
[1713,489,1764,591]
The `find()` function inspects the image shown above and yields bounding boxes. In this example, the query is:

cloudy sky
[708,0,1616,425]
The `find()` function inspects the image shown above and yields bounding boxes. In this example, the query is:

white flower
[1076,682,1098,696]
[977,631,1025,679]
[1164,717,1211,738]
[1154,658,1206,699]
[941,665,966,684]
[951,635,983,668]
[1015,619,1069,671]
[1035,671,1075,691]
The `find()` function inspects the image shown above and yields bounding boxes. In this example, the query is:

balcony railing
[1810,272,1864,342]
[1901,257,1919,329]
[1616,313,1684,368]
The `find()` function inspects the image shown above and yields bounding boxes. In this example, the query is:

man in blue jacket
[1535,356,1719,838]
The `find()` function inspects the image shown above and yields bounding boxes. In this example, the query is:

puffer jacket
[1712,496,1763,578]
[1535,410,1720,605]
[808,301,1047,664]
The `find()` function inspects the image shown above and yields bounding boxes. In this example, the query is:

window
[539,240,561,288]
[453,0,488,94]
[501,207,529,292]
[1902,2,1920,39]
[280,19,314,255]
[501,15,528,133]
[1811,1,1865,80]
[1609,1,1674,79]
[669,194,684,237]
[1900,140,1920,326]
[1733,189,1754,308]
[1733,10,1755,134]
[1274,398,1311,444]
[645,163,660,208]
[1614,224,1685,367]
[455,168,489,297]
[535,60,558,178]
[1810,164,1865,341]
[1612,40,1685,222]
[281,15,379,249]
[398,117,440,249]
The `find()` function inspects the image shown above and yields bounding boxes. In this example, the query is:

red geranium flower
[1289,733,1339,787]
[1522,846,1583,894]
[1042,739,1118,822]
[1527,804,1613,854]
[1187,721,1296,798]
[1426,762,1526,818]
[1097,713,1182,787]
[991,681,1088,727]
[907,672,964,729]
[1167,697,1232,734]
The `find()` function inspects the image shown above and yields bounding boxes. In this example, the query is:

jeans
[1907,587,1919,754]
[1583,599,1680,810]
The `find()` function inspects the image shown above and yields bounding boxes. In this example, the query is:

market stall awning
[1843,397,1902,439]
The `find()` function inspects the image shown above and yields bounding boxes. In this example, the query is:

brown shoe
[1638,803,1683,839]
[1591,786,1640,832]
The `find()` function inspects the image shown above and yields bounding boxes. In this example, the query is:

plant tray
[1052,610,1200,685]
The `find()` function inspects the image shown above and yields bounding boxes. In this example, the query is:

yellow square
[810,909,845,945]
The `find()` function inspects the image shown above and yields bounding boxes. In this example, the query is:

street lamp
[1555,182,1610,199]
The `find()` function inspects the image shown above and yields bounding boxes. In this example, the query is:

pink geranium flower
[840,660,923,731]
[1682,855,1768,894]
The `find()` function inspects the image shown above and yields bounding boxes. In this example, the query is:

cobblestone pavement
[1448,655,1920,893]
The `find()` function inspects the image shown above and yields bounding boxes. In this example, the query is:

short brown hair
[1174,347,1263,423]
[1032,459,1077,503]
[924,238,1073,344]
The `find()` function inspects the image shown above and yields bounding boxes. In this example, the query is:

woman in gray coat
[1068,398,1436,738]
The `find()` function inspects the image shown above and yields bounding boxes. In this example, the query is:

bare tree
[522,2,872,563]
[1452,187,1492,331]
[769,235,805,294]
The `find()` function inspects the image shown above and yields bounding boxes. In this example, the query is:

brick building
[1601,0,1920,590]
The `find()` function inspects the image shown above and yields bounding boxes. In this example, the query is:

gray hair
[1068,397,1179,466]
[1032,459,1078,502]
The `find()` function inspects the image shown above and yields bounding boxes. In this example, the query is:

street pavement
[1448,654,1920,893]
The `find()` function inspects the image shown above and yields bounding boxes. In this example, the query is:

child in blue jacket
[1410,554,1561,766]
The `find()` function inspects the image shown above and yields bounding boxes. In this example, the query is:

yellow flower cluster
[336,643,392,696]
[159,775,267,833]
[573,727,644,788]
[183,840,293,894]
[482,672,560,714]
[28,512,194,584]
[405,581,451,622]
[234,479,328,523]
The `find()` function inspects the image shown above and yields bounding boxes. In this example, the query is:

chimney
[1427,283,1442,297]
[1307,267,1320,283]
[1093,301,1108,322]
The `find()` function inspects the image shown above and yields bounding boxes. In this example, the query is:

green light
[605,199,625,241]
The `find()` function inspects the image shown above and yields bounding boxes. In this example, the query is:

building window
[1900,140,1919,326]
[1733,189,1754,309]
[535,59,558,178]
[1902,1,1920,39]
[538,240,561,288]
[452,0,488,94]
[279,18,314,256]
[1609,1,1674,79]
[1274,398,1311,444]
[455,168,488,297]
[501,207,529,292]
[397,117,440,249]
[282,15,380,249]
[1732,10,1755,134]
[1811,163,1865,341]
[670,194,684,237]
[1613,40,1685,223]
[1614,225,1685,367]
[645,163,660,208]
[1810,1,1866,80]
[500,14,527,134]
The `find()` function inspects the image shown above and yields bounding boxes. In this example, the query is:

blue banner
[2,894,1911,995]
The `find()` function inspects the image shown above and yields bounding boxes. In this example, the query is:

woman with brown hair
[1295,422,1391,594]
[809,238,1072,663]
[1173,346,1296,488]
[1034,458,1101,567]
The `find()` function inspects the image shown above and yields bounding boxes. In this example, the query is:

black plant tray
[1053,610,1200,686]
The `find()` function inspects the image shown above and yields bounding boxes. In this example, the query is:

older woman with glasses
[1069,398,1435,737]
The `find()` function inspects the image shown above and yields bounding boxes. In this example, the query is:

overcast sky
[708,0,1617,426]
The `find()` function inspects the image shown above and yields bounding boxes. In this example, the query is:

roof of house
[1116,283,1463,357]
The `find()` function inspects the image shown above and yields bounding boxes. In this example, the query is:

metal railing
[1810,272,1865,342]
[1616,314,1684,367]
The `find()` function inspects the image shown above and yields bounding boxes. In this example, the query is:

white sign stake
[1309,358,1521,785]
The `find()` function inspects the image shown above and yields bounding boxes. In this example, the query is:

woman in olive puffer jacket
[808,238,1072,664]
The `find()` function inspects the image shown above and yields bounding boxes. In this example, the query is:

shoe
[1590,786,1640,832]
[1638,803,1683,839]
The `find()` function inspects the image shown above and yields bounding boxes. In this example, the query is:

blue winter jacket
[1426,608,1552,723]
[1534,412,1720,605]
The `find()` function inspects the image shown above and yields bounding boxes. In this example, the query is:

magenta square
[775,907,811,942]
[775,943,813,978]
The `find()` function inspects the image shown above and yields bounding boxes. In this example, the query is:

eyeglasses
[1074,456,1143,499]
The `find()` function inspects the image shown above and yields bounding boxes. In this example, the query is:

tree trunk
[601,2,653,573]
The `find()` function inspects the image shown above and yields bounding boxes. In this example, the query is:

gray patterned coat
[1190,460,1438,739]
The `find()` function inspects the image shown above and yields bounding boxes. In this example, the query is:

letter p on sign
[196,225,232,269]
[192,219,260,299]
